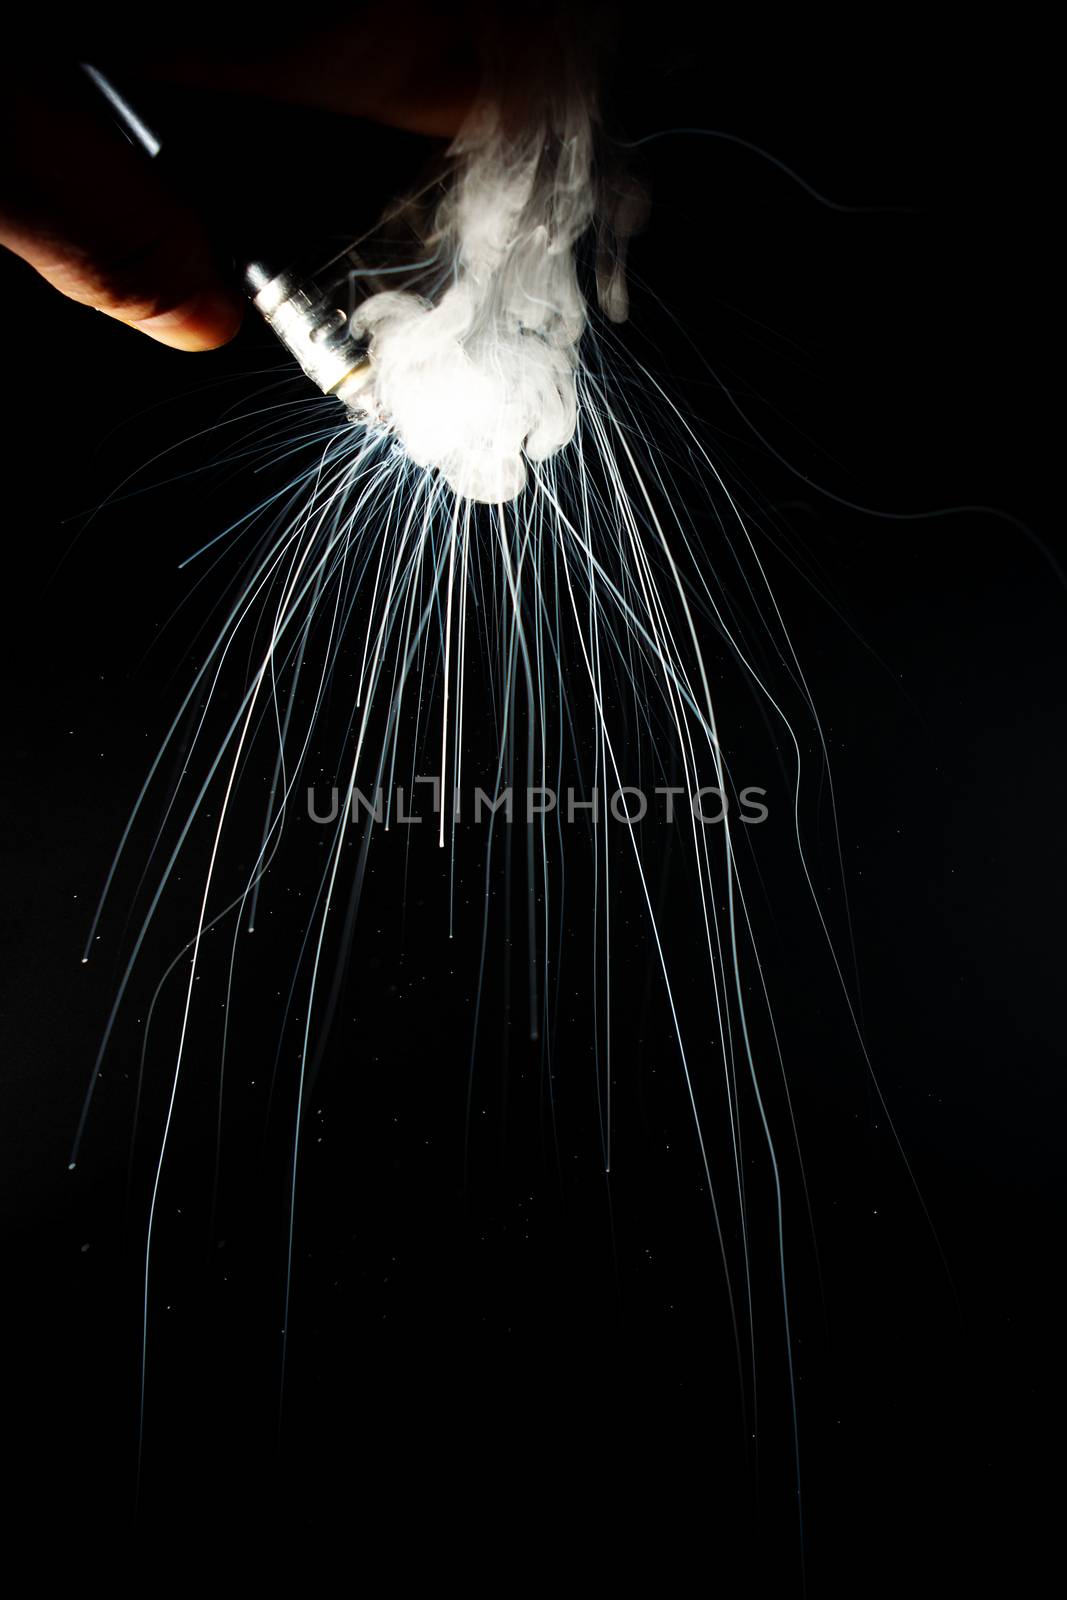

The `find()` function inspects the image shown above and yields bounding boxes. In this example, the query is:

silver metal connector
[83,65,376,413]
[244,262,374,408]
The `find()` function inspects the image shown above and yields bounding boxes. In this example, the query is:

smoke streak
[72,29,867,1571]
[350,49,628,502]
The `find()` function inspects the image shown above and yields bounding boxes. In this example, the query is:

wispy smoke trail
[75,20,852,1559]
[351,39,632,502]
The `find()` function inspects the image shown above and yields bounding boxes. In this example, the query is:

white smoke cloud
[346,87,612,504]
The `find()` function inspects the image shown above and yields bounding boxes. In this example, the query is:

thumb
[0,67,243,350]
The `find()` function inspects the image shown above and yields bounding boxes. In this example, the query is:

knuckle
[64,231,203,321]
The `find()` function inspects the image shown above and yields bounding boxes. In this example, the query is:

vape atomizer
[244,259,374,412]
[83,65,377,415]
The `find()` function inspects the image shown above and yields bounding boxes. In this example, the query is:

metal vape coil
[245,262,373,408]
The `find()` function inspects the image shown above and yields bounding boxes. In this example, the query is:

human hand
[0,11,476,351]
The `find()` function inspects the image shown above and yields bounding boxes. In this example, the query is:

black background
[0,12,1060,1589]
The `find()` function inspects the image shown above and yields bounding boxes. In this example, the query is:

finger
[0,66,243,350]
